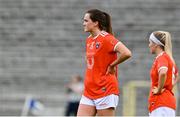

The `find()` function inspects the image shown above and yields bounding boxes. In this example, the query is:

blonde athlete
[148,31,179,116]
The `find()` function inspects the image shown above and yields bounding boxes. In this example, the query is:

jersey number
[87,57,94,69]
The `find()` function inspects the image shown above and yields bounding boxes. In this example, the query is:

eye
[84,19,88,22]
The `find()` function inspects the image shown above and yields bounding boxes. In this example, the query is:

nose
[149,43,151,48]
[148,40,151,47]
[83,21,86,26]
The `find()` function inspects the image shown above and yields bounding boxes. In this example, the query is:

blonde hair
[153,31,175,64]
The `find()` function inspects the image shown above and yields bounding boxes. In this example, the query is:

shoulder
[100,31,110,37]
[155,53,170,67]
[161,53,173,64]
[100,31,118,43]
[156,52,168,61]
[99,31,112,39]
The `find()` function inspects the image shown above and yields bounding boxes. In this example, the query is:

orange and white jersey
[149,52,176,112]
[83,31,120,99]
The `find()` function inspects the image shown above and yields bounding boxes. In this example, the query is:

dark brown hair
[86,9,113,34]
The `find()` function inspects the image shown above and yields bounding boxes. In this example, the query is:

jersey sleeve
[105,35,120,52]
[157,56,168,73]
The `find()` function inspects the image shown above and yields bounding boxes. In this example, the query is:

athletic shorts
[149,107,175,117]
[79,94,119,110]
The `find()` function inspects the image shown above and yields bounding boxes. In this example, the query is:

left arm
[173,66,179,86]
[106,41,132,74]
[173,73,179,87]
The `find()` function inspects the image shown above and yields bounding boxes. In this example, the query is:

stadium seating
[0,0,179,115]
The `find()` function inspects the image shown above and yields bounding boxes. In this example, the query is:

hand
[106,65,116,75]
[152,86,165,95]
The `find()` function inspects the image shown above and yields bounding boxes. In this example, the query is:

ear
[94,21,99,27]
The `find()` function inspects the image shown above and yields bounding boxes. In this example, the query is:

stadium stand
[0,0,179,115]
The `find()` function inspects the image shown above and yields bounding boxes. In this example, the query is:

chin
[151,51,155,54]
[149,49,154,54]
[84,29,88,32]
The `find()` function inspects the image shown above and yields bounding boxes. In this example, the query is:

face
[149,40,157,54]
[83,13,98,32]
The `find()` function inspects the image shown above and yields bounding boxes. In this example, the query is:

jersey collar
[90,31,106,40]
[156,51,165,59]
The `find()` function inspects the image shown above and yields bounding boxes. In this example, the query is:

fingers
[152,87,157,94]
[161,88,165,93]
[152,87,165,95]
[105,70,109,75]
[105,67,110,75]
[106,66,116,75]
[106,67,111,75]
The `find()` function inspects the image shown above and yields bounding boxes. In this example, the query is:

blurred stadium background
[0,0,179,116]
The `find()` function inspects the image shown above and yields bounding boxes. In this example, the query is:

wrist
[109,64,114,68]
[157,88,162,94]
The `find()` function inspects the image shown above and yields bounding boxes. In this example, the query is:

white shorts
[79,94,119,110]
[149,107,175,117]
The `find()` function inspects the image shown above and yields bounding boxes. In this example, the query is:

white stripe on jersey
[100,31,109,37]
[158,66,168,73]
[114,42,121,51]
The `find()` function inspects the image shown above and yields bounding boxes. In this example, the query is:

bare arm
[106,41,132,74]
[173,73,179,86]
[152,68,167,95]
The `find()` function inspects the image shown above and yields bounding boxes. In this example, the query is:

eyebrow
[84,19,88,21]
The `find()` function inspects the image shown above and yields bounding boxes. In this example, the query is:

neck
[155,48,164,57]
[90,29,101,37]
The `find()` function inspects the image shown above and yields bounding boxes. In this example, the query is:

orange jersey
[83,31,120,99]
[149,52,176,112]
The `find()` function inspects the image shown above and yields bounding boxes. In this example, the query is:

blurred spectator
[64,75,83,116]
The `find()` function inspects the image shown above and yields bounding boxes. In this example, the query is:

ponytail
[164,32,175,64]
[102,12,113,34]
[154,31,175,64]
